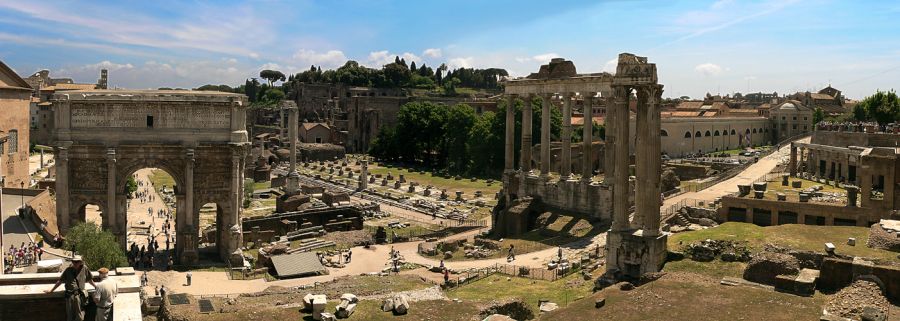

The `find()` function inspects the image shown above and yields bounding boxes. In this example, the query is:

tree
[259,70,286,86]
[125,176,137,198]
[813,107,825,124]
[856,90,900,124]
[443,104,477,172]
[63,222,127,269]
[409,61,417,74]
[263,88,285,103]
[245,78,260,103]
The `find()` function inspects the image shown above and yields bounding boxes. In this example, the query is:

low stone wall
[818,257,900,302]
[241,205,364,235]
[668,163,711,181]
[299,143,345,162]
[25,189,58,238]
[514,173,613,221]
[719,195,881,227]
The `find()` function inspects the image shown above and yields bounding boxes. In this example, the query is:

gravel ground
[824,279,889,320]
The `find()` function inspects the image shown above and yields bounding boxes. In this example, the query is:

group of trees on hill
[286,58,508,92]
[851,90,900,124]
[369,99,603,178]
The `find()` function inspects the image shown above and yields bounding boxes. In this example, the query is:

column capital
[106,148,116,162]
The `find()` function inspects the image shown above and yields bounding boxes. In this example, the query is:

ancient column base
[284,172,301,194]
[179,249,199,266]
[605,229,667,280]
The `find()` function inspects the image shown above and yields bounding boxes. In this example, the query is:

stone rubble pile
[823,279,889,321]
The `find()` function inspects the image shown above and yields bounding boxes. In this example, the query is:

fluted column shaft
[640,85,663,236]
[604,95,616,185]
[540,94,552,177]
[521,95,533,173]
[612,86,630,231]
[561,93,573,179]
[633,89,649,229]
[582,92,594,182]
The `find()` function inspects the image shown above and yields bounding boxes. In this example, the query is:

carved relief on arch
[69,158,108,192]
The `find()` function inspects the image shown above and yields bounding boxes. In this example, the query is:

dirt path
[663,137,807,207]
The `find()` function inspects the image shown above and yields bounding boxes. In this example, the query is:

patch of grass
[365,165,500,195]
[449,272,594,314]
[541,273,827,321]
[149,169,176,192]
[670,222,899,262]
[252,181,271,191]
[663,259,747,279]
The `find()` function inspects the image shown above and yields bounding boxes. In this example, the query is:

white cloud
[695,63,723,76]
[447,57,474,69]
[423,48,442,58]
[291,49,347,69]
[602,58,618,73]
[52,60,257,90]
[531,53,559,63]
[364,51,422,67]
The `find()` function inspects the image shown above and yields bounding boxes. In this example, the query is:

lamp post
[19,181,24,218]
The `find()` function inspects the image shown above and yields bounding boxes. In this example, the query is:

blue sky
[0,0,898,99]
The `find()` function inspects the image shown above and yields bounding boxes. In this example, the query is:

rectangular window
[792,124,797,130]
[7,130,17,153]
[146,115,154,128]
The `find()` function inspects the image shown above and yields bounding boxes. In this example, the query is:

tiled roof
[675,101,703,110]
[810,93,834,100]
[671,111,701,117]
[53,83,97,90]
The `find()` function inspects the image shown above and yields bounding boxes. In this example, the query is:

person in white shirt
[93,267,118,321]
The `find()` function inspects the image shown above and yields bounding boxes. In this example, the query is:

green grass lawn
[663,259,747,279]
[149,169,176,191]
[365,165,500,195]
[669,222,899,262]
[449,272,594,314]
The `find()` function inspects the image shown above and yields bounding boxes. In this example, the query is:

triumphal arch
[51,90,249,265]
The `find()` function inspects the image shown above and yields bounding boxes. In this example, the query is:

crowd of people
[4,241,44,273]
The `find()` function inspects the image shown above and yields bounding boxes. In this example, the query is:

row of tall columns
[505,93,595,179]
[611,86,631,231]
[582,93,594,183]
[540,94,552,178]
[610,85,663,234]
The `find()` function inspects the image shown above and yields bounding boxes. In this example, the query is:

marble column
[789,143,797,176]
[521,95,533,173]
[560,93,573,180]
[184,149,195,229]
[642,85,663,235]
[612,86,630,231]
[359,159,368,190]
[540,94,552,178]
[604,95,617,185]
[106,148,118,239]
[582,92,594,183]
[633,88,649,229]
[504,95,516,172]
[285,107,300,194]
[56,147,70,232]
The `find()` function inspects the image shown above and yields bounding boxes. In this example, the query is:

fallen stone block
[595,298,606,309]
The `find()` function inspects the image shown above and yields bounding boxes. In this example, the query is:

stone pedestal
[606,229,667,279]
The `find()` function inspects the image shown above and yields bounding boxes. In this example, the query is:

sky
[0,0,898,99]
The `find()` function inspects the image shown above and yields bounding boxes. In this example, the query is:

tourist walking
[45,255,96,321]
[93,267,118,321]
[186,271,192,286]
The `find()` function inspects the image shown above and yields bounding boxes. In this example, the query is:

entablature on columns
[504,76,614,96]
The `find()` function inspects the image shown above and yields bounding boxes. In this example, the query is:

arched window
[731,129,736,135]
[764,128,768,133]
[752,128,757,133]
[745,128,751,134]
[695,131,702,138]
[704,131,711,137]
[660,130,668,137]
[758,128,763,133]
[684,132,692,138]
[714,130,720,136]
